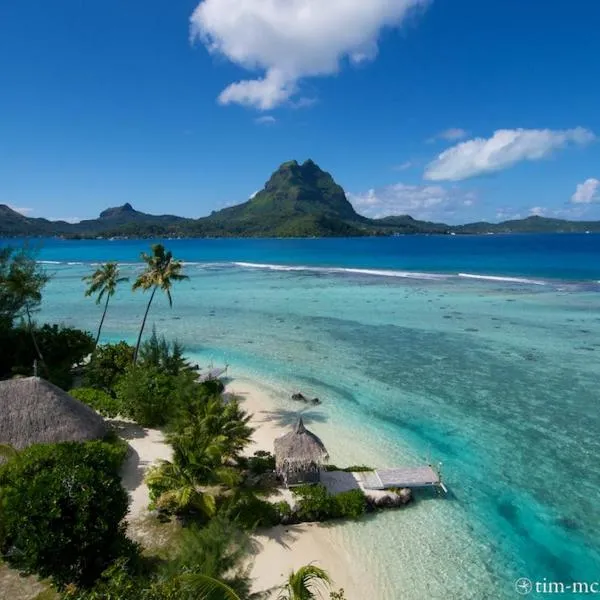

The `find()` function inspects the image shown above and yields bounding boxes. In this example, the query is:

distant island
[2,159,600,238]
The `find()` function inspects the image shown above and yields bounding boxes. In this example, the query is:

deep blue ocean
[19,233,600,281]
[4,234,600,599]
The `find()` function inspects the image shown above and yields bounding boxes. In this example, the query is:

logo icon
[515,578,533,595]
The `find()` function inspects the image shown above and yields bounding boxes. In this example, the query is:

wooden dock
[360,466,447,493]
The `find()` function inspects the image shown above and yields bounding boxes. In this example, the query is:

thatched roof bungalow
[0,376,107,450]
[274,417,329,486]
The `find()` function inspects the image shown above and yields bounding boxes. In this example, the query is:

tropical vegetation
[132,244,188,363]
[83,262,128,346]
[278,565,332,600]
[0,246,93,386]
[0,241,359,599]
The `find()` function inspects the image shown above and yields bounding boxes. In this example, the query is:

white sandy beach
[227,378,377,598]
[113,378,377,597]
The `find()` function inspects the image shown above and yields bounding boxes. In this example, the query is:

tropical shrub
[3,323,94,389]
[138,328,190,377]
[293,484,337,522]
[116,365,178,427]
[247,450,276,475]
[0,441,135,588]
[323,464,374,473]
[66,519,251,600]
[170,392,253,463]
[275,500,293,521]
[163,518,252,598]
[146,459,217,519]
[83,342,134,396]
[279,565,331,600]
[293,485,367,522]
[219,491,280,530]
[333,489,367,519]
[70,387,123,418]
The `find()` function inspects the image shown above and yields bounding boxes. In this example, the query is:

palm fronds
[279,565,332,600]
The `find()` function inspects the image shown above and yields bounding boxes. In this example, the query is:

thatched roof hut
[274,417,329,486]
[0,376,107,450]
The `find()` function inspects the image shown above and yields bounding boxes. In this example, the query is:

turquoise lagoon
[21,235,600,598]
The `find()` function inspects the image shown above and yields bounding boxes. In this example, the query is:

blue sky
[1,0,599,224]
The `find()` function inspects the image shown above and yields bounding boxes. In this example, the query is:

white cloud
[424,127,595,181]
[440,127,468,141]
[571,178,600,204]
[392,161,413,171]
[528,206,546,216]
[495,208,522,221]
[427,128,468,143]
[255,115,277,125]
[8,205,33,215]
[348,183,476,222]
[47,216,82,223]
[190,0,428,110]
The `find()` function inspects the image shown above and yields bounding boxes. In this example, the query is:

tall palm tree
[83,262,128,346]
[132,244,188,363]
[5,249,50,363]
[278,565,331,600]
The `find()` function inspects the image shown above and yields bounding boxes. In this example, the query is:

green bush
[138,329,191,377]
[7,324,94,389]
[247,450,276,475]
[83,342,134,397]
[197,378,225,396]
[220,492,280,530]
[323,464,374,472]
[333,489,367,519]
[70,387,123,418]
[0,441,136,588]
[61,558,143,600]
[275,500,293,520]
[293,484,367,522]
[293,484,337,522]
[116,366,177,427]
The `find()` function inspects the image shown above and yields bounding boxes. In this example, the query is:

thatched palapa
[0,376,107,450]
[274,417,329,486]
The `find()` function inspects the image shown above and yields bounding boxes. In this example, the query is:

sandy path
[109,419,172,520]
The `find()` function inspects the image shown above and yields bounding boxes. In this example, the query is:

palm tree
[5,249,50,363]
[83,262,128,346]
[145,459,218,518]
[132,244,188,363]
[278,565,332,600]
[172,394,253,464]
[166,574,242,599]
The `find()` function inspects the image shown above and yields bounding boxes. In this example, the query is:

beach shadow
[120,445,145,492]
[108,419,147,440]
[253,524,302,550]
[253,408,328,429]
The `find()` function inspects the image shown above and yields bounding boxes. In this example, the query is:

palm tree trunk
[26,304,44,364]
[133,286,157,364]
[95,294,110,346]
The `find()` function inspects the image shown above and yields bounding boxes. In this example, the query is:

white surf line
[458,273,547,286]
